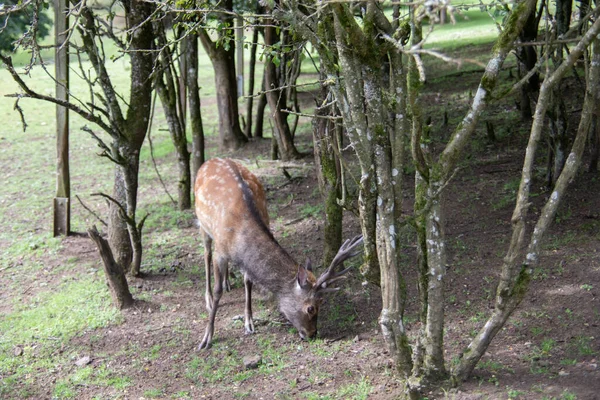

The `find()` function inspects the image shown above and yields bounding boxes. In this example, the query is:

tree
[275,0,600,397]
[313,72,343,267]
[186,31,206,181]
[196,0,247,150]
[153,20,192,210]
[262,6,302,160]
[2,0,157,292]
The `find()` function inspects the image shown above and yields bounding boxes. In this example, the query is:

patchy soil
[2,43,600,400]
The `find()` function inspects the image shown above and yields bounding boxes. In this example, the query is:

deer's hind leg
[202,231,214,313]
[199,253,228,350]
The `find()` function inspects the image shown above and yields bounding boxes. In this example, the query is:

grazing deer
[194,158,363,350]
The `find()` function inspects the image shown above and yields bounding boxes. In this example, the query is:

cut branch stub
[88,225,134,309]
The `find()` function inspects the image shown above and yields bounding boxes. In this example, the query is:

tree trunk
[587,18,600,173]
[547,95,569,186]
[244,27,260,139]
[517,7,539,120]
[108,167,133,270]
[546,0,573,185]
[154,22,191,210]
[263,20,301,160]
[313,81,343,267]
[187,32,205,182]
[198,3,247,150]
[254,73,267,138]
[88,226,134,309]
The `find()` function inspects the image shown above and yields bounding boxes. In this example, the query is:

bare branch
[0,54,113,134]
[75,195,108,227]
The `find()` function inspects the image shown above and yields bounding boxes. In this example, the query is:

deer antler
[314,235,364,293]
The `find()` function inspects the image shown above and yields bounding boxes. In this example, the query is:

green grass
[335,377,373,400]
[424,1,501,49]
[0,273,122,397]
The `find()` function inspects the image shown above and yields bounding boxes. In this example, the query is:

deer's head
[279,236,364,340]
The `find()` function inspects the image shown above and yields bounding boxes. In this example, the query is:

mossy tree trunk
[244,26,260,139]
[313,76,343,267]
[279,1,411,394]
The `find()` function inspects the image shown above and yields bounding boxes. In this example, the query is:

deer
[194,158,363,350]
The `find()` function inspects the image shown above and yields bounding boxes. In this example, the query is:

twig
[147,92,176,206]
[285,217,305,226]
[75,195,107,227]
[326,335,347,344]
[0,265,14,273]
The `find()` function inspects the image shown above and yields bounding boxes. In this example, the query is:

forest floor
[1,43,599,400]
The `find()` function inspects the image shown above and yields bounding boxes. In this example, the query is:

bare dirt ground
[2,45,600,400]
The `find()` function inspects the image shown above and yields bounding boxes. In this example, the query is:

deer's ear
[297,264,310,289]
[305,258,312,272]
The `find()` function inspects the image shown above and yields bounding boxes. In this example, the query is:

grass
[0,271,122,397]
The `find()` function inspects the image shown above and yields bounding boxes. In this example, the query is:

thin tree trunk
[244,27,259,139]
[187,32,205,182]
[254,73,267,138]
[452,16,600,382]
[588,28,600,172]
[517,8,539,120]
[155,22,191,210]
[263,17,301,160]
[547,0,572,185]
[313,80,343,267]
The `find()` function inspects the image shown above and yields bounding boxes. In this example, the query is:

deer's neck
[232,226,296,295]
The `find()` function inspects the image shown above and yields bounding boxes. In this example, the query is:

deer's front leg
[244,273,254,335]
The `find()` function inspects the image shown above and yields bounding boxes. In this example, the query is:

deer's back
[194,158,270,245]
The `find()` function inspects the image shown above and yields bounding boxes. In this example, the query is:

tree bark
[187,32,205,182]
[244,26,260,139]
[198,2,247,150]
[254,73,267,138]
[313,80,343,267]
[263,19,301,160]
[517,7,539,120]
[154,22,191,210]
[546,0,573,185]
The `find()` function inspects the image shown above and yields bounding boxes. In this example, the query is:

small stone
[353,335,360,343]
[75,356,92,367]
[243,355,261,370]
[584,363,598,371]
[558,370,570,376]
[13,346,23,356]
